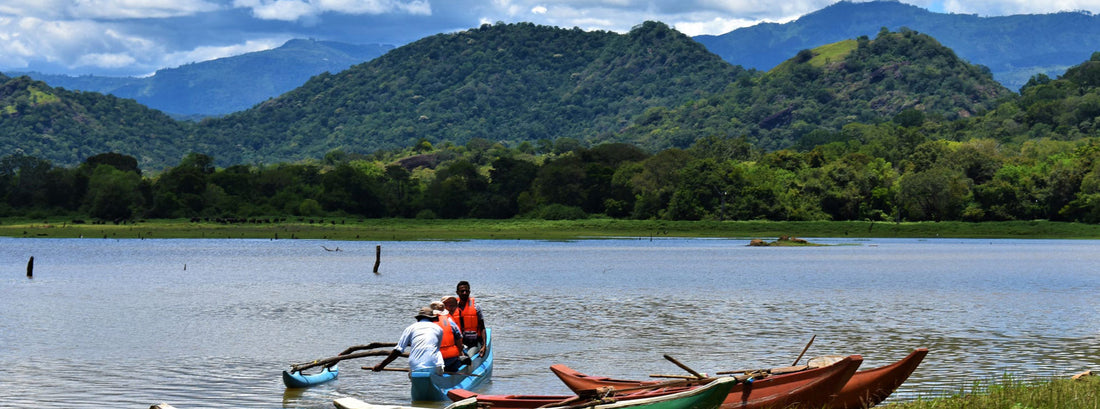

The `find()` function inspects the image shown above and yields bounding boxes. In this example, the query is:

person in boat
[454,281,486,358]
[432,299,466,372]
[372,306,452,375]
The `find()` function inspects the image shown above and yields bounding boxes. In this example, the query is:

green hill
[0,74,194,169]
[620,29,1014,151]
[195,21,748,165]
[694,0,1100,91]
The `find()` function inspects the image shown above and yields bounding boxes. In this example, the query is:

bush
[538,204,588,220]
[415,209,438,219]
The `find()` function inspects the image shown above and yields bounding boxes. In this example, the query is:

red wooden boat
[552,349,926,409]
[830,348,928,409]
[547,355,863,409]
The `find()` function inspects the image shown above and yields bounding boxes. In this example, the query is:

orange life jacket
[436,316,461,359]
[457,297,480,338]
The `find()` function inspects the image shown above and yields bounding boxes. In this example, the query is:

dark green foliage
[620,29,1013,152]
[195,21,745,165]
[0,76,194,169]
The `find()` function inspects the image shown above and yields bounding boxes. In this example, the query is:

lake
[2,237,1099,408]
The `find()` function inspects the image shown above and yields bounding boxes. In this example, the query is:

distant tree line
[5,125,1100,224]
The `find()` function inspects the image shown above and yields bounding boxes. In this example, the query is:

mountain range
[696,0,1100,91]
[8,1,1100,117]
[0,20,1023,170]
[10,39,392,118]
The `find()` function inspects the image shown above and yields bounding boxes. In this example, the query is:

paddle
[791,334,816,366]
[663,354,707,379]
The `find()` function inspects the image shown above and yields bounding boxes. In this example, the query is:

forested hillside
[195,21,749,165]
[620,29,1013,151]
[0,74,194,168]
[4,47,1100,224]
[693,0,1100,91]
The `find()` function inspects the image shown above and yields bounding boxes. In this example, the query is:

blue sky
[0,0,1095,77]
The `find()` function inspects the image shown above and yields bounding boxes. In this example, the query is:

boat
[829,348,928,409]
[282,364,338,388]
[409,327,494,401]
[447,376,739,409]
[550,355,863,409]
[335,396,478,409]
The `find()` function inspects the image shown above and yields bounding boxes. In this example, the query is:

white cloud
[940,0,1100,15]
[233,0,432,21]
[240,0,315,20]
[0,16,165,73]
[67,0,222,19]
[531,5,547,14]
[671,16,760,36]
[75,52,137,68]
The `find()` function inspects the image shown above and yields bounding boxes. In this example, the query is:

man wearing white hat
[372,306,446,375]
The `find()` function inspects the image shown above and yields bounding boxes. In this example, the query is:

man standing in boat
[372,306,449,375]
[454,281,486,358]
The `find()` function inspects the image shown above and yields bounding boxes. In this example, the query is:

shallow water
[2,237,1099,408]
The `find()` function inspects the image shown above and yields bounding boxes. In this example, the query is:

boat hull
[551,355,864,409]
[282,364,338,388]
[448,377,739,409]
[831,348,928,409]
[336,397,478,409]
[409,327,494,401]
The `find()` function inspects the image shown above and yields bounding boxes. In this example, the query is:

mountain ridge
[10,39,393,117]
[693,0,1100,91]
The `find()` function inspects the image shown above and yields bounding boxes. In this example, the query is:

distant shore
[1,218,1098,241]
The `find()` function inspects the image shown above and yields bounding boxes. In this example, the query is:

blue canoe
[409,328,493,401]
[283,364,338,388]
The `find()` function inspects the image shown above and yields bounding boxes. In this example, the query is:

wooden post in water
[373,245,381,273]
[26,256,33,278]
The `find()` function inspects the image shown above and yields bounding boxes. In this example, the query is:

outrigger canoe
[550,355,863,409]
[826,348,928,409]
[409,327,494,401]
[282,364,338,388]
[447,377,739,409]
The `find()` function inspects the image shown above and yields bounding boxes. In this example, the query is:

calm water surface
[2,237,1099,408]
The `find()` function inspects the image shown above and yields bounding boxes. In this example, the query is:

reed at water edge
[881,374,1100,408]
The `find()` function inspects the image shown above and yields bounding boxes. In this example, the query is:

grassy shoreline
[2,218,1099,240]
[883,374,1100,408]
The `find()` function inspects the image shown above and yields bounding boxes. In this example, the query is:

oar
[648,374,702,379]
[791,334,816,366]
[574,377,702,398]
[663,354,707,379]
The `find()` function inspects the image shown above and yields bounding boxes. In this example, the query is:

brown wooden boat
[830,348,928,409]
[549,355,863,409]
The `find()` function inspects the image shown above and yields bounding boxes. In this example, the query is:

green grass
[2,218,1099,241]
[883,374,1100,409]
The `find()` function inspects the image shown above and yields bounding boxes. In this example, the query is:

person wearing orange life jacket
[454,281,486,358]
[432,300,465,372]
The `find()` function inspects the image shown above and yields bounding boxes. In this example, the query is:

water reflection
[2,237,1099,408]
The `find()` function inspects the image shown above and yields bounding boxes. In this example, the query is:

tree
[896,165,970,221]
[84,165,143,220]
